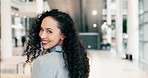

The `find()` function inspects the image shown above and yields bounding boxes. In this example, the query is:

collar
[50,46,63,53]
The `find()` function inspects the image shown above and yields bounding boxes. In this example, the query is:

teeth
[42,41,47,43]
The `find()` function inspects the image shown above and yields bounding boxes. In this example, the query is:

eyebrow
[41,27,53,30]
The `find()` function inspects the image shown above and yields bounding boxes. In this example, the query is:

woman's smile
[41,39,49,45]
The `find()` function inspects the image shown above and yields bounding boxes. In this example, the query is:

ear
[60,34,65,41]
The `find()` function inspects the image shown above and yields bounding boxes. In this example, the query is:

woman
[24,9,90,78]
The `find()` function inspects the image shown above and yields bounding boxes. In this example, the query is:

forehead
[41,16,59,28]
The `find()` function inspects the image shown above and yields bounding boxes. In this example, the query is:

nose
[40,31,47,39]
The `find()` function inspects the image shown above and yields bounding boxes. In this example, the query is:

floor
[88,50,148,78]
[1,46,148,78]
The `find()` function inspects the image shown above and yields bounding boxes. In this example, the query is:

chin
[43,48,48,50]
[42,46,52,50]
[42,46,50,50]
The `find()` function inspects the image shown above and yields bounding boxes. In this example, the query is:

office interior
[0,0,148,78]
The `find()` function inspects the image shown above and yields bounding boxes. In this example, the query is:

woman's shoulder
[34,52,64,66]
[42,52,63,60]
[32,52,69,78]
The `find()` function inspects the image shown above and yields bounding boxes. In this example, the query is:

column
[26,18,30,36]
[115,0,123,54]
[36,0,43,14]
[80,0,86,32]
[106,0,112,44]
[143,0,148,61]
[1,0,12,60]
[127,0,139,60]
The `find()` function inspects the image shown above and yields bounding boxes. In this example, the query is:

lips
[41,40,48,45]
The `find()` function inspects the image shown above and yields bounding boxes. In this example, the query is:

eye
[47,30,52,34]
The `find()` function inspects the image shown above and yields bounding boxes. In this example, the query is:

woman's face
[39,16,64,50]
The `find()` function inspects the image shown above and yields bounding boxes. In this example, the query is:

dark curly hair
[24,9,90,78]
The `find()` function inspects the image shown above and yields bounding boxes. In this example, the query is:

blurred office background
[0,0,148,78]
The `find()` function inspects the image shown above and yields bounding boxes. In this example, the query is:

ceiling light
[93,24,97,27]
[92,10,97,15]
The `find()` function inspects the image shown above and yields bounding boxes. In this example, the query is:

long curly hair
[24,9,90,78]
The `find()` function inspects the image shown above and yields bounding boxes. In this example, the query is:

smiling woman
[24,9,90,78]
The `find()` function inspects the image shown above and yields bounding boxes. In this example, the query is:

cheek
[51,36,60,41]
[50,35,61,42]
